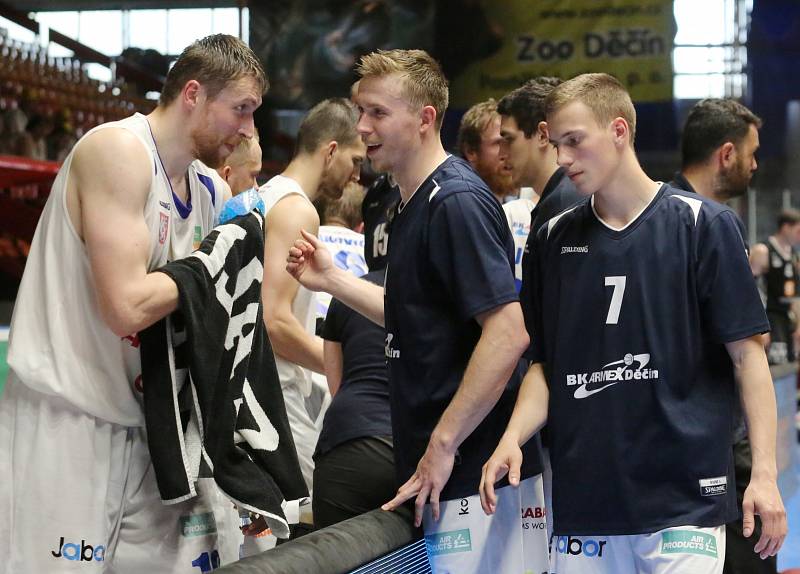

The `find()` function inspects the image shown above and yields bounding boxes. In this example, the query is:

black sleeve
[524,224,548,363]
[321,298,348,343]
[428,190,519,321]
[697,210,770,343]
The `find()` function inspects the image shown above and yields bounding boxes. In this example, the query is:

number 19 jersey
[526,185,769,536]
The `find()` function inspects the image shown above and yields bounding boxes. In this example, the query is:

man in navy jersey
[287,49,548,573]
[497,78,582,236]
[671,97,773,574]
[481,73,786,574]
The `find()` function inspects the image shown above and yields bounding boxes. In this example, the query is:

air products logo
[661,530,718,558]
[425,529,472,556]
[181,512,218,538]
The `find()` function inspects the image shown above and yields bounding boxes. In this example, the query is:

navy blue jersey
[385,156,543,501]
[317,269,392,457]
[521,168,582,353]
[527,184,769,535]
[362,174,401,271]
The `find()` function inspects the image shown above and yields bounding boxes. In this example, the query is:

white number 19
[604,276,626,324]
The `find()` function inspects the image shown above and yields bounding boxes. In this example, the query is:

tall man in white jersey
[481,73,786,574]
[286,49,547,574]
[0,35,266,573]
[259,98,365,498]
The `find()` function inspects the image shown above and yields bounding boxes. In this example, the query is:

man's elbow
[263,311,292,356]
[100,301,146,337]
[514,328,531,356]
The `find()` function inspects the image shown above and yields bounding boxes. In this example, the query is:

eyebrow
[549,130,581,145]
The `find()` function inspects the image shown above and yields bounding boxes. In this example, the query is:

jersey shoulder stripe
[546,203,582,239]
[670,194,702,224]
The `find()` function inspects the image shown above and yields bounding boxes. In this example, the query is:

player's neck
[393,140,448,205]
[681,166,724,203]
[531,160,560,199]
[282,155,323,201]
[593,157,659,229]
[145,108,196,182]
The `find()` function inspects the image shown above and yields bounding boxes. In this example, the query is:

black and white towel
[140,211,308,539]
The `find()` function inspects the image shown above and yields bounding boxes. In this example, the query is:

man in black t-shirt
[287,49,548,574]
[481,74,786,574]
[751,209,800,365]
[361,173,400,271]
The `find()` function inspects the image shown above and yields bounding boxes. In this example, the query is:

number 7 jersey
[526,184,769,536]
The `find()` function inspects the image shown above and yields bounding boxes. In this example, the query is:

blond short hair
[225,128,260,166]
[322,181,366,230]
[356,49,449,129]
[545,73,637,144]
[457,98,498,157]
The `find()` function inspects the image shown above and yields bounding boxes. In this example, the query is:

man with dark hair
[672,98,774,574]
[497,77,581,235]
[675,98,762,202]
[287,48,547,574]
[497,78,582,305]
[457,98,515,202]
[259,97,365,498]
[0,34,265,572]
[482,73,785,573]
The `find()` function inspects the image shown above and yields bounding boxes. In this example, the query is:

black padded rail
[217,507,422,574]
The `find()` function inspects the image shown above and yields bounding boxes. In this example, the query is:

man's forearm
[429,307,529,453]
[103,271,179,336]
[266,315,325,374]
[503,362,549,446]
[730,338,779,478]
[325,269,385,327]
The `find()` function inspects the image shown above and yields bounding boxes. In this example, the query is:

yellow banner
[450,0,675,107]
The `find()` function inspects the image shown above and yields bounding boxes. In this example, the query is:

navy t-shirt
[385,155,543,501]
[521,168,583,346]
[527,184,769,535]
[362,174,401,271]
[317,269,392,457]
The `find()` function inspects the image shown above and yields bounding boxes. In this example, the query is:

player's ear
[611,117,629,145]
[536,121,550,147]
[420,105,437,134]
[182,80,203,109]
[323,141,338,167]
[222,166,231,181]
[718,141,736,168]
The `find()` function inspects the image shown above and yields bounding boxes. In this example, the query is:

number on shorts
[191,549,220,572]
[604,276,626,324]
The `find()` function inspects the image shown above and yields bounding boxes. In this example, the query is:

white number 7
[604,276,626,324]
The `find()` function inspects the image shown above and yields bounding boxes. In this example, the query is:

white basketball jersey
[316,225,366,319]
[503,198,536,286]
[259,175,318,397]
[7,113,225,426]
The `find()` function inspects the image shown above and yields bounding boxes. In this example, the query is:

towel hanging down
[140,210,308,539]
